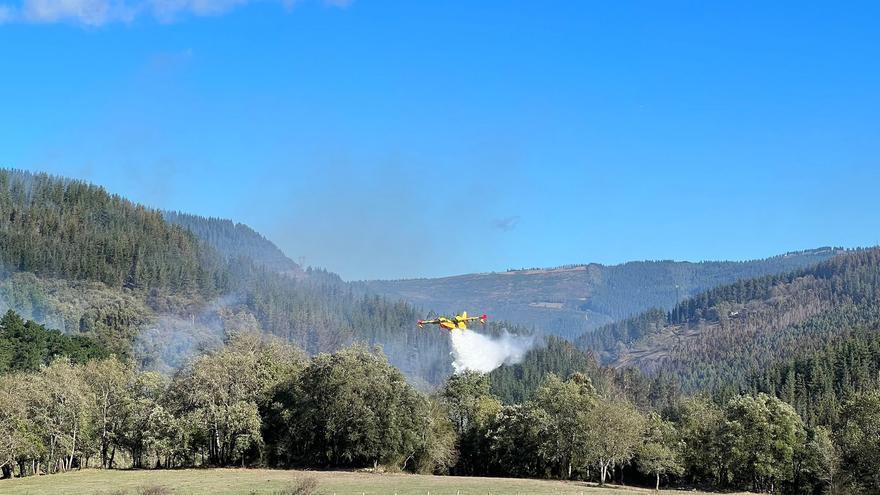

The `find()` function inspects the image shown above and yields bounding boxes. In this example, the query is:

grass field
[0,468,750,495]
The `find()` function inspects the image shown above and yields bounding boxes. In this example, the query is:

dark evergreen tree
[0,309,107,373]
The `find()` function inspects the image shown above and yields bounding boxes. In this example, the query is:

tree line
[2,324,877,494]
[0,328,458,478]
[446,369,879,494]
[490,323,880,493]
[0,309,108,373]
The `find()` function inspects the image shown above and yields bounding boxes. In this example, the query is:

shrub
[278,477,319,495]
[137,485,173,495]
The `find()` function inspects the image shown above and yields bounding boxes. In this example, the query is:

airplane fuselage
[417,312,487,331]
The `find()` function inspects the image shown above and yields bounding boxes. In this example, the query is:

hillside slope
[487,336,608,404]
[0,169,455,384]
[0,169,220,294]
[577,248,880,391]
[163,211,304,277]
[361,250,842,339]
[743,329,880,426]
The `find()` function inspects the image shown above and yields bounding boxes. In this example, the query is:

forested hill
[162,211,345,288]
[742,329,880,427]
[488,336,681,410]
[488,337,604,404]
[163,211,304,278]
[0,169,452,384]
[0,169,220,293]
[360,249,842,340]
[577,247,880,391]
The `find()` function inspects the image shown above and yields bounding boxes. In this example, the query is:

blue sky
[1,1,879,280]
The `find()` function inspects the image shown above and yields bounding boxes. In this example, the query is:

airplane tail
[461,311,468,319]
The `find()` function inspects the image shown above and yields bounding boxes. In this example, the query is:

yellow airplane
[417,311,487,331]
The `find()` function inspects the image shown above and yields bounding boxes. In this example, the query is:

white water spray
[449,328,535,373]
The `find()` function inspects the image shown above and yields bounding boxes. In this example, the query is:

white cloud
[0,4,15,22]
[21,0,133,25]
[149,0,250,21]
[0,0,351,26]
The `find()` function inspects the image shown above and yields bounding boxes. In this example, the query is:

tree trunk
[101,436,109,468]
[68,424,78,471]
[49,437,56,474]
[212,426,221,465]
[656,472,660,491]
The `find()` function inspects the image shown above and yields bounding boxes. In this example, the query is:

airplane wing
[417,318,441,328]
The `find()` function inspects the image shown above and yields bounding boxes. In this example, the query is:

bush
[138,486,173,495]
[279,477,319,495]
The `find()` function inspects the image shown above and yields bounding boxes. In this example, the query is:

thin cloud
[0,4,14,22]
[492,215,521,232]
[150,0,250,21]
[0,0,351,25]
[147,47,194,71]
[30,0,141,25]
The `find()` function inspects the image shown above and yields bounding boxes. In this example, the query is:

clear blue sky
[1,1,879,280]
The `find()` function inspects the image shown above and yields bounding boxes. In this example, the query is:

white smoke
[449,328,535,373]
[134,294,247,373]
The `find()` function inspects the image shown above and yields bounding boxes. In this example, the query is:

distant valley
[361,248,842,339]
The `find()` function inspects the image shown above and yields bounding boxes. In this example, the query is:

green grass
[0,468,748,495]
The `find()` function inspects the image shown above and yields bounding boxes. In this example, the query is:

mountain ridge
[163,211,304,278]
[576,247,880,391]
[379,247,843,282]
[359,248,844,339]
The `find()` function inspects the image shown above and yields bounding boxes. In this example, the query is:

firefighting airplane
[417,312,488,331]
